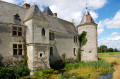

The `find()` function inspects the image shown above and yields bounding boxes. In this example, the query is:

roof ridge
[0,0,27,9]
[44,14,74,24]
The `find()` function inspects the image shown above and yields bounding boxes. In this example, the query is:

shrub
[0,66,30,79]
[50,60,65,70]
[34,68,53,77]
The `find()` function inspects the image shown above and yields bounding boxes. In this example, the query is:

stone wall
[49,31,79,63]
[0,23,26,66]
[25,19,50,75]
[77,23,98,61]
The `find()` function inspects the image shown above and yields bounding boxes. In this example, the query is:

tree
[98,47,101,53]
[107,48,113,52]
[77,31,87,61]
[99,45,107,53]
[114,48,118,52]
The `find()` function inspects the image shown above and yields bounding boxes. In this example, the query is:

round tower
[77,7,98,61]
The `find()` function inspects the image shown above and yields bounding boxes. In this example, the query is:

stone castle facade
[0,1,98,75]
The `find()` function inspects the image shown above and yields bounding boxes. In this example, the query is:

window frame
[50,47,53,55]
[13,44,23,56]
[73,48,76,56]
[12,26,23,36]
[49,32,55,40]
[74,36,77,43]
[42,28,45,36]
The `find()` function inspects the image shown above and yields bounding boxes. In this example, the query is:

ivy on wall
[77,31,87,61]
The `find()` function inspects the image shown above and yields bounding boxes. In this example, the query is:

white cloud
[97,10,120,35]
[101,10,120,29]
[98,35,120,49]
[111,32,119,36]
[1,0,107,25]
[97,21,104,35]
[90,11,98,20]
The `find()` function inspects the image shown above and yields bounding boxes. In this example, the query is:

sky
[1,0,120,50]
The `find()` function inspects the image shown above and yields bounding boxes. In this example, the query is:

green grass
[34,68,54,77]
[23,59,112,79]
[65,60,112,70]
[98,52,120,56]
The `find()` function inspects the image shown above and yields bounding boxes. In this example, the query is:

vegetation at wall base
[65,59,112,70]
[50,60,65,70]
[0,66,30,79]
[34,68,54,77]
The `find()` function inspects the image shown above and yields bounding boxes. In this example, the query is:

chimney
[86,15,91,23]
[23,3,30,8]
[53,13,57,17]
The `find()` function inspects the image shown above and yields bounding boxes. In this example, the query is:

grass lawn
[98,52,120,56]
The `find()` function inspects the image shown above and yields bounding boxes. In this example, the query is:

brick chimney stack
[53,13,57,17]
[23,3,30,8]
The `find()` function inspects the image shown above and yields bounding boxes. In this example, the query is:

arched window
[42,28,45,36]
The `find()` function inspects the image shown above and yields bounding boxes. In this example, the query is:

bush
[50,60,65,70]
[34,68,53,77]
[0,66,30,79]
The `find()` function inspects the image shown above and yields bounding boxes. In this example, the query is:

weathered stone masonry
[0,1,98,75]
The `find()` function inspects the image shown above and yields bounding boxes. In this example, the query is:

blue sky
[1,0,120,50]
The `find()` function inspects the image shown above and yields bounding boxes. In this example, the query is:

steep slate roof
[0,1,27,25]
[44,15,77,35]
[0,1,77,35]
[43,7,53,16]
[24,5,46,21]
[80,7,95,25]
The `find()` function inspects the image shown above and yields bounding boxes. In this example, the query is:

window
[13,44,23,55]
[40,53,42,57]
[74,48,76,56]
[49,32,55,40]
[14,14,21,21]
[74,36,76,43]
[12,26,22,36]
[50,47,53,55]
[42,28,45,36]
[74,36,77,43]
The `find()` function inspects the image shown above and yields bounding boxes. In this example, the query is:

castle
[0,1,98,75]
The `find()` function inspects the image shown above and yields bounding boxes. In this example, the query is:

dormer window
[42,28,45,36]
[14,14,21,21]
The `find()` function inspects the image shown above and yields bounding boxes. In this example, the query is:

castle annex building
[0,1,98,74]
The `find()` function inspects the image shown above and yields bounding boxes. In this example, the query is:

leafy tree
[99,45,107,53]
[77,31,87,61]
[98,47,101,53]
[107,48,113,52]
[114,48,118,52]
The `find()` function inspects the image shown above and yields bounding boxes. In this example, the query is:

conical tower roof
[80,7,95,25]
[43,6,53,16]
